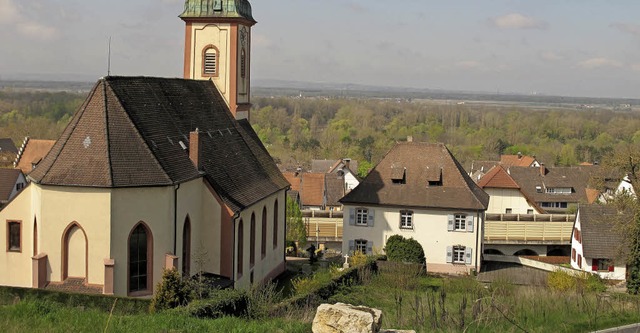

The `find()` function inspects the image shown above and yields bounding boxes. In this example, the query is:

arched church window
[129,223,153,294]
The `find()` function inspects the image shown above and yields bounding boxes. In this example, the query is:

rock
[312,302,383,333]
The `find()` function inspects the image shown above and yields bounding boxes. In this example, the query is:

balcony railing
[484,213,574,244]
[300,210,344,242]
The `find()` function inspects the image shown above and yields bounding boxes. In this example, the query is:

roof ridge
[103,79,114,187]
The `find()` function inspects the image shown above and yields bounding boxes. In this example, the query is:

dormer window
[202,46,219,77]
[545,187,572,194]
[426,167,442,187]
[391,166,406,184]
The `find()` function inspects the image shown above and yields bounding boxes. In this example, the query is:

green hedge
[0,286,150,315]
[186,288,249,319]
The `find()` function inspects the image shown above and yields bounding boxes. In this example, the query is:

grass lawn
[0,301,310,333]
[2,260,640,332]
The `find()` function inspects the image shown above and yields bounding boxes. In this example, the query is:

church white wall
[0,185,33,287]
[190,23,231,103]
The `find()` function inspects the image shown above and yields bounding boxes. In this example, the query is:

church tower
[180,0,256,120]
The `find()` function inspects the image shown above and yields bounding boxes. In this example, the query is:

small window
[356,208,368,226]
[594,259,611,272]
[202,46,219,76]
[7,221,21,252]
[240,48,246,79]
[16,183,24,191]
[577,254,582,268]
[454,214,466,231]
[453,245,466,264]
[355,239,367,254]
[505,208,512,214]
[527,209,534,215]
[400,210,413,229]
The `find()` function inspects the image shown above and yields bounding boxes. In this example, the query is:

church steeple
[180,0,256,120]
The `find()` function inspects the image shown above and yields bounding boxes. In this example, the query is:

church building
[0,0,289,296]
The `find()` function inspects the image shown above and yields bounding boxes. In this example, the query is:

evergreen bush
[384,235,426,265]
[150,268,192,313]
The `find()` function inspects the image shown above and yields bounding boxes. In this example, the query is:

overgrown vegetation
[150,268,192,313]
[286,197,306,249]
[547,270,606,293]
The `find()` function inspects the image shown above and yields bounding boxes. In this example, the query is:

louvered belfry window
[204,48,217,75]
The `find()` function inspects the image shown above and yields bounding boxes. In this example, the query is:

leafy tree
[286,197,306,246]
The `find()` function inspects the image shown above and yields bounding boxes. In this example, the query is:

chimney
[343,158,351,170]
[539,163,546,176]
[189,128,203,170]
[517,151,522,159]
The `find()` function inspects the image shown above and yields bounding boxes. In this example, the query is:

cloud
[610,23,640,38]
[631,64,640,72]
[0,0,19,23]
[489,13,547,30]
[540,51,563,61]
[0,0,57,39]
[456,61,485,70]
[577,57,622,69]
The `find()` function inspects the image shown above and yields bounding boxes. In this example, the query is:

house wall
[485,188,537,214]
[7,173,26,201]
[234,189,286,289]
[344,172,359,192]
[570,212,583,271]
[342,205,483,274]
[0,185,33,287]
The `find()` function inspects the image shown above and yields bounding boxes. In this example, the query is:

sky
[1,0,640,98]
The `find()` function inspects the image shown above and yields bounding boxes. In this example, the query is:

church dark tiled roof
[180,0,255,23]
[340,142,489,211]
[29,76,289,212]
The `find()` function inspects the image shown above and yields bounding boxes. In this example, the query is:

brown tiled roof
[325,175,345,206]
[508,166,598,207]
[477,165,519,189]
[579,204,630,260]
[29,76,289,212]
[585,188,600,204]
[500,154,537,167]
[0,168,22,202]
[0,139,17,154]
[283,172,301,192]
[340,142,489,210]
[301,173,325,207]
[15,139,55,174]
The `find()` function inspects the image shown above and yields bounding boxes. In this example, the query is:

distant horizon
[2,74,640,102]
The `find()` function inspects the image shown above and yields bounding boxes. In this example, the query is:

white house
[340,142,489,274]
[477,165,542,215]
[571,204,628,280]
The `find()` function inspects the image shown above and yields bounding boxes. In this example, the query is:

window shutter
[368,209,375,227]
[447,215,454,231]
[446,246,453,263]
[366,241,373,254]
[349,208,355,226]
[465,247,473,265]
[348,240,355,253]
[592,259,598,272]
[466,215,474,233]
[608,264,614,272]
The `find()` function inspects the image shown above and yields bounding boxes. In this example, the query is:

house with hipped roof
[340,142,489,274]
[571,204,629,280]
[0,77,289,296]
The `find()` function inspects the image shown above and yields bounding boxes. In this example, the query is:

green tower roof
[180,0,255,23]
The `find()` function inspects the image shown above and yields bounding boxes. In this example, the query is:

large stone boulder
[312,303,383,333]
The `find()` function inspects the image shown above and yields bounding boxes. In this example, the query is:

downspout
[231,212,240,287]
[173,184,181,255]
[475,210,482,273]
[284,189,289,265]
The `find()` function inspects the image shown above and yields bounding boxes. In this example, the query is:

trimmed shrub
[384,235,426,265]
[187,288,249,319]
[150,268,192,313]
